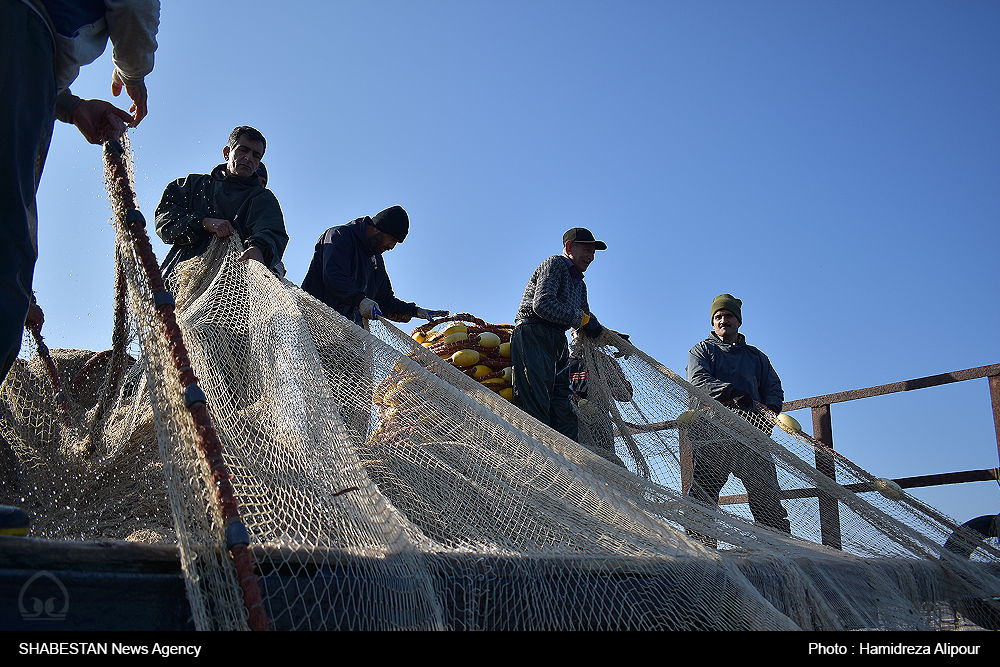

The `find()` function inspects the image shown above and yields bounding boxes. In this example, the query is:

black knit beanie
[371,206,409,242]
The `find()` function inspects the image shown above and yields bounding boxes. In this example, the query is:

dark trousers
[0,0,55,382]
[511,322,578,440]
[687,418,791,534]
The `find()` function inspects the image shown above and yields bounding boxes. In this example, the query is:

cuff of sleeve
[248,243,274,268]
[55,90,82,124]
[114,69,145,87]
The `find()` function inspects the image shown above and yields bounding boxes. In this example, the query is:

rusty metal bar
[773,363,999,548]
[782,364,1000,412]
[619,419,677,435]
[679,426,693,495]
[991,375,1000,469]
[884,468,999,490]
[810,404,843,549]
[720,468,1000,504]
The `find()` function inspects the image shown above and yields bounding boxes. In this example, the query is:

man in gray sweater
[511,228,606,439]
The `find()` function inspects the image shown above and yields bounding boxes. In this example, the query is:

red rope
[103,139,271,631]
[25,324,74,431]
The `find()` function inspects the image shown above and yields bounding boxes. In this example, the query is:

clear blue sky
[29,1,1000,525]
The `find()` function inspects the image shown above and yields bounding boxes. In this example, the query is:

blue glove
[417,308,449,320]
[360,298,382,319]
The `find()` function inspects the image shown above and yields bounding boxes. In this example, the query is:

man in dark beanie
[511,227,607,440]
[301,206,448,327]
[684,294,790,542]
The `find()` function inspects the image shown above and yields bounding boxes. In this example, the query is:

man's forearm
[154,207,208,245]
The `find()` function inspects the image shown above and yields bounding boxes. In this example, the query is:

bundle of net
[0,144,182,545]
[6,185,1000,630]
[6,217,1000,630]
[0,332,173,543]
[353,313,1000,629]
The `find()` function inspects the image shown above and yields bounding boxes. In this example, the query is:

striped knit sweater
[515,255,589,330]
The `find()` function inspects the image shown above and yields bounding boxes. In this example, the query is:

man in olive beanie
[710,294,742,326]
[684,294,790,541]
[301,205,448,327]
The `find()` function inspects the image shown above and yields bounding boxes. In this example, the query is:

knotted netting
[1,138,999,631]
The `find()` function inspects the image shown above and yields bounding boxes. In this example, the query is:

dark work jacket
[300,218,417,327]
[686,332,784,413]
[154,164,287,281]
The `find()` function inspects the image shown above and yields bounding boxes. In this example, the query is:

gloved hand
[359,298,382,319]
[417,308,449,320]
[581,313,603,338]
[726,393,754,411]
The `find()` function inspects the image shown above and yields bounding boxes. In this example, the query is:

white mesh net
[2,141,999,631]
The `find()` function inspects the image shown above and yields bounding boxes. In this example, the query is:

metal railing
[620,364,1000,548]
[773,363,1000,548]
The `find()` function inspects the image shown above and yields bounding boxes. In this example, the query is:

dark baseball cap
[562,227,607,250]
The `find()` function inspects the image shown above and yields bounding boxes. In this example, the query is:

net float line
[404,314,515,400]
[24,322,74,431]
[411,313,513,341]
[101,137,271,632]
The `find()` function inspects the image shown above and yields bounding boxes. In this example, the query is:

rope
[24,323,74,432]
[102,136,272,631]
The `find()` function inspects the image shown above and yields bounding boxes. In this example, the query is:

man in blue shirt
[686,294,790,537]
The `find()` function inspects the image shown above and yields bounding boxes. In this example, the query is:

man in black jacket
[301,206,446,447]
[301,206,447,327]
[154,126,287,282]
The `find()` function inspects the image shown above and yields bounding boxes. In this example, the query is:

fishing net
[1,136,999,631]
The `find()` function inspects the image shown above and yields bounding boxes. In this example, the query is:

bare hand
[202,218,234,238]
[111,70,148,126]
[237,246,264,264]
[70,99,133,144]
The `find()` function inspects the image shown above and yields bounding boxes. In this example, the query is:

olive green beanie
[711,294,742,323]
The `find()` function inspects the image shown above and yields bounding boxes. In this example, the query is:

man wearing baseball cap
[301,205,448,327]
[510,227,607,440]
[685,294,790,542]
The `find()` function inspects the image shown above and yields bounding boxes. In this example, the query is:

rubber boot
[0,506,29,536]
